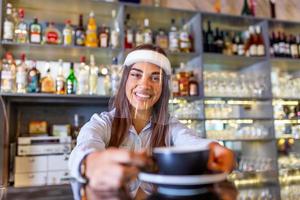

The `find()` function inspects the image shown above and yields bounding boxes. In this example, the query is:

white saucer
[138,172,228,185]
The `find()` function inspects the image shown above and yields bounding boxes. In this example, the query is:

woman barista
[69,44,235,199]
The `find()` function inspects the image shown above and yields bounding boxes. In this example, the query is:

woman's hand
[208,142,235,173]
[85,147,148,191]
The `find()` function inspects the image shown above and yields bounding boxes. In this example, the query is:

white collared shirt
[68,110,215,199]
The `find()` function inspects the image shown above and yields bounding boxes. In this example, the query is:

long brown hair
[108,44,170,149]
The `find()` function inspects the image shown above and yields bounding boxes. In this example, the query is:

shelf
[271,57,300,71]
[205,118,273,121]
[178,117,204,121]
[0,93,111,105]
[204,96,272,101]
[203,53,267,70]
[215,138,275,142]
[1,41,121,63]
[171,96,202,102]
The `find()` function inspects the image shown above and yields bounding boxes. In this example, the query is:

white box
[15,156,47,173]
[47,170,70,185]
[14,172,47,187]
[47,155,69,171]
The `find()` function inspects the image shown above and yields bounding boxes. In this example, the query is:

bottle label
[46,31,59,44]
[75,31,85,46]
[144,32,152,44]
[274,44,279,54]
[169,32,179,49]
[135,33,144,46]
[16,71,26,84]
[291,45,298,57]
[250,45,257,56]
[100,33,108,48]
[31,33,41,43]
[63,29,73,45]
[3,21,14,40]
[258,45,265,56]
[56,80,65,92]
[189,84,198,96]
[172,78,179,93]
[238,44,244,56]
[127,31,133,44]
[110,31,119,48]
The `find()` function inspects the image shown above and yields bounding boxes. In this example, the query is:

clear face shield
[108,49,174,127]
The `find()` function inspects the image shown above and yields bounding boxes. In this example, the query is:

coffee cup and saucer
[138,146,227,196]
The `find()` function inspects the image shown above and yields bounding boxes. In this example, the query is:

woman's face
[125,62,163,112]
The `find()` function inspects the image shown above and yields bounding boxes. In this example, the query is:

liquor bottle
[3,3,15,42]
[269,0,276,18]
[232,32,238,55]
[278,32,285,57]
[214,27,223,53]
[178,62,189,96]
[1,52,16,93]
[124,14,134,49]
[168,18,179,53]
[256,26,265,57]
[171,68,179,97]
[29,18,42,44]
[27,61,41,93]
[223,31,233,55]
[77,56,89,95]
[72,114,80,139]
[89,55,98,95]
[237,33,245,56]
[188,71,199,96]
[97,68,107,96]
[63,20,74,46]
[143,18,153,45]
[110,57,121,95]
[290,35,298,59]
[14,8,28,43]
[56,59,66,94]
[135,21,144,47]
[41,65,55,93]
[284,33,290,58]
[66,62,78,94]
[110,10,120,48]
[206,21,214,52]
[249,0,256,16]
[241,0,252,16]
[75,14,85,46]
[85,11,98,47]
[44,22,62,45]
[99,24,110,48]
[155,29,168,50]
[249,26,257,57]
[179,18,191,53]
[16,53,28,93]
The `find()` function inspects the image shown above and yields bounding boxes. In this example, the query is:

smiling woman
[68,44,235,200]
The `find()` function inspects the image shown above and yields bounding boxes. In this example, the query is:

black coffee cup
[152,146,210,175]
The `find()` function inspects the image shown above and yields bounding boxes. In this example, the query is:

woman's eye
[130,73,142,78]
[152,75,161,82]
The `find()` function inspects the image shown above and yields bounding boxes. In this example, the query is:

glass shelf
[1,41,121,63]
[0,93,111,104]
[204,96,272,101]
[203,53,267,70]
[216,138,275,142]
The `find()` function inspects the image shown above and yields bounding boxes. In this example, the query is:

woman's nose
[138,75,151,88]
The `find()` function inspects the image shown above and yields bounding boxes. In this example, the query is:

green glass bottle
[66,62,77,94]
[241,0,252,16]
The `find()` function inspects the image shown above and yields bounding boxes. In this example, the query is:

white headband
[123,50,171,75]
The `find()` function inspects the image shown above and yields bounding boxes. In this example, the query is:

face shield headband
[123,50,171,76]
